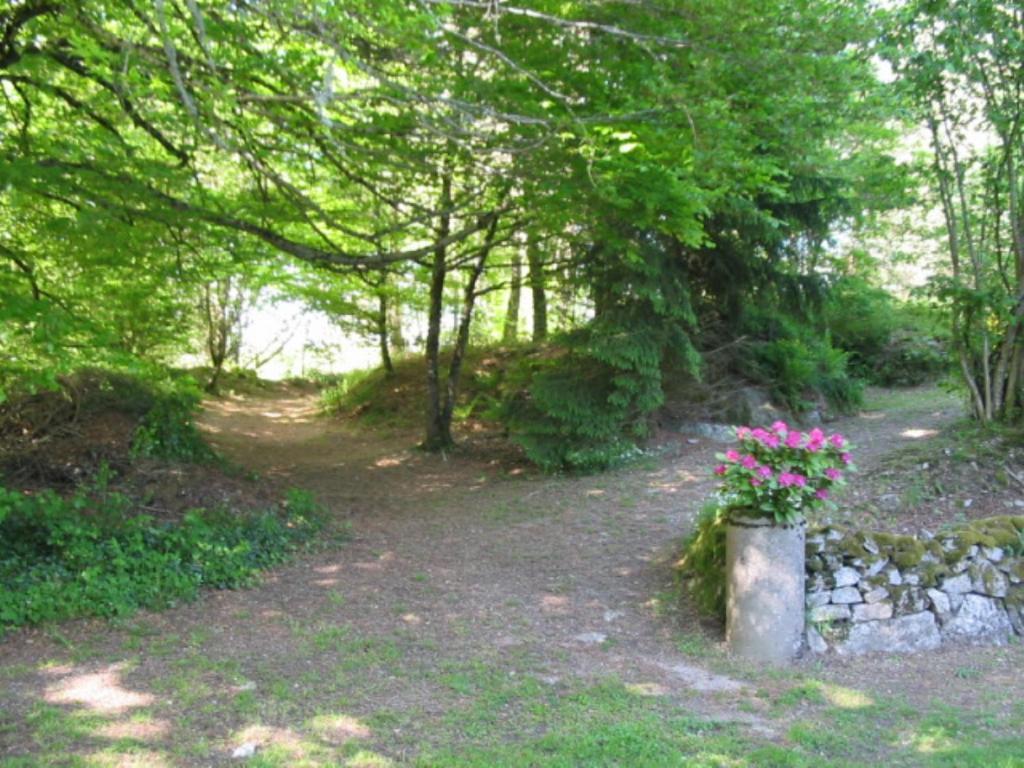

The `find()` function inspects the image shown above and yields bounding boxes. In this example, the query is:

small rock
[878,493,901,512]
[969,561,1008,598]
[806,591,831,608]
[1015,500,1024,508]
[865,558,888,578]
[920,529,934,541]
[831,586,862,604]
[926,588,951,616]
[983,547,1005,563]
[806,627,828,654]
[895,588,928,613]
[963,499,973,508]
[574,632,607,646]
[942,574,972,595]
[810,604,851,623]
[862,537,880,556]
[863,587,889,604]
[852,602,894,622]
[887,568,903,586]
[825,528,843,541]
[232,743,259,759]
[904,573,921,586]
[603,610,624,623]
[834,566,861,588]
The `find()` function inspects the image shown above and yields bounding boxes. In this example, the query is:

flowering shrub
[713,422,854,524]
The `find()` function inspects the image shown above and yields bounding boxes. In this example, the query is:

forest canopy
[0,0,1016,469]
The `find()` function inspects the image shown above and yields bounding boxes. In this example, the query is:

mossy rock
[919,561,950,589]
[1005,587,1024,608]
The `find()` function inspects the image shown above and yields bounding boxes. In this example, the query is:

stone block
[837,612,940,655]
[806,591,831,608]
[941,573,972,595]
[810,604,851,623]
[831,586,862,604]
[941,594,1013,645]
[926,588,951,616]
[969,561,1008,598]
[863,587,889,604]
[852,602,894,622]
[806,627,828,654]
[834,566,860,588]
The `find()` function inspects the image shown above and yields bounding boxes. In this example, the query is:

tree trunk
[442,212,502,431]
[527,238,547,342]
[377,293,394,375]
[502,247,522,344]
[423,172,453,452]
[388,294,406,353]
[203,280,231,394]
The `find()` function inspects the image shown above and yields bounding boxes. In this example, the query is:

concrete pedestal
[726,515,806,663]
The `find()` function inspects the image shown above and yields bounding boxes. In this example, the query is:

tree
[883,0,1024,422]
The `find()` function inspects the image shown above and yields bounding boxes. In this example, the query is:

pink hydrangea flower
[741,455,758,469]
[750,477,763,487]
[841,452,853,465]
[762,433,780,448]
[725,449,740,462]
[758,465,773,477]
[778,472,797,487]
[816,488,830,500]
[771,420,789,434]
[736,426,751,440]
[829,433,845,448]
[792,473,807,487]
[785,431,804,449]
[825,467,842,481]
[714,464,727,475]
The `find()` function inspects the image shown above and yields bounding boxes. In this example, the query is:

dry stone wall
[805,516,1024,655]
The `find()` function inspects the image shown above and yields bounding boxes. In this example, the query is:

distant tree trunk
[502,248,522,344]
[441,213,502,432]
[377,293,394,375]
[527,238,547,342]
[202,277,242,394]
[388,295,406,353]
[424,172,453,452]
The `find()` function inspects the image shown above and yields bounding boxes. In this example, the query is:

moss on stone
[919,561,950,588]
[891,539,928,569]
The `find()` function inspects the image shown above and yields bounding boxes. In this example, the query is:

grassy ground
[2,384,1023,767]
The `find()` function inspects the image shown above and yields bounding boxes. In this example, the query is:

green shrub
[497,350,648,472]
[825,278,948,386]
[675,501,727,620]
[751,337,862,416]
[0,480,326,633]
[130,377,218,463]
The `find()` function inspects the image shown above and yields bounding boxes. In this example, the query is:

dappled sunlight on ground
[44,665,154,715]
[308,713,372,744]
[901,427,940,439]
[820,683,874,709]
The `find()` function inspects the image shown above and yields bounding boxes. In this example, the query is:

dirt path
[3,385,1023,766]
